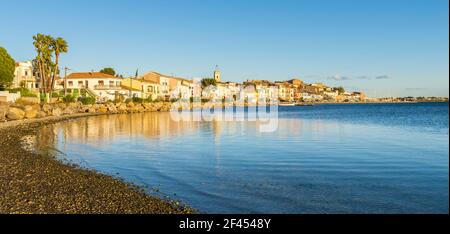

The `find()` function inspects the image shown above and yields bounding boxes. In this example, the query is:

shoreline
[0,112,196,214]
[295,101,449,105]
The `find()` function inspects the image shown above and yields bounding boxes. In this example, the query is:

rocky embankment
[0,102,173,122]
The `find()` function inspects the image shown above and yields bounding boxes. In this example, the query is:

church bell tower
[214,65,221,83]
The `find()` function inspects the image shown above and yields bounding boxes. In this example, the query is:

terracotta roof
[140,71,188,82]
[137,78,159,84]
[66,72,118,79]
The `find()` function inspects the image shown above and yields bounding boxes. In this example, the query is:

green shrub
[63,95,76,103]
[8,88,37,97]
[51,92,62,98]
[73,89,80,97]
[78,96,96,105]
[143,97,154,103]
[154,97,165,102]
[132,97,144,103]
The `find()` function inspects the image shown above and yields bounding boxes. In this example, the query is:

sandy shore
[0,114,195,214]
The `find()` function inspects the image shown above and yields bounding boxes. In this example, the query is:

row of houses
[243,79,365,103]
[12,62,193,102]
[12,61,365,103]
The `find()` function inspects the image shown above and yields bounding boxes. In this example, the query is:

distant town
[3,61,448,105]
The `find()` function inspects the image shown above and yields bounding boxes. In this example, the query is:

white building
[13,61,37,89]
[120,78,161,100]
[140,71,173,98]
[169,78,192,100]
[65,72,124,101]
[323,90,339,100]
[302,92,323,101]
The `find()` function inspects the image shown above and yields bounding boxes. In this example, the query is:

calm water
[34,103,449,213]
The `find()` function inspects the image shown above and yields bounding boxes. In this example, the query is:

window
[78,81,83,86]
[98,80,104,86]
[24,71,28,76]
[68,81,73,86]
[109,80,114,86]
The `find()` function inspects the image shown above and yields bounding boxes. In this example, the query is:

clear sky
[1,0,448,97]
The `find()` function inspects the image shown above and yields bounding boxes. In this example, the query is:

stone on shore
[98,105,108,114]
[24,109,38,119]
[51,107,62,117]
[88,107,97,113]
[0,105,8,121]
[62,107,76,115]
[117,103,127,113]
[126,102,135,108]
[36,111,47,118]
[42,104,52,115]
[6,107,25,120]
[106,103,118,113]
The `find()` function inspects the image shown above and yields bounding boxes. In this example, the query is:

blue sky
[0,0,448,97]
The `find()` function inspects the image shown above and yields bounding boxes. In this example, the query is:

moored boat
[279,103,296,106]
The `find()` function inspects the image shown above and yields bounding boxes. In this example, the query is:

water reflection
[34,108,449,214]
[37,112,338,147]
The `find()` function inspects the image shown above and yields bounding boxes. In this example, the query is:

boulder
[117,103,127,113]
[136,104,145,112]
[6,107,25,120]
[157,103,171,112]
[98,105,108,113]
[62,107,76,115]
[67,102,79,108]
[23,105,33,112]
[0,105,8,121]
[106,104,117,113]
[51,107,62,117]
[88,107,97,113]
[126,102,135,108]
[80,105,92,113]
[42,104,52,114]
[147,103,158,112]
[24,109,38,119]
[36,111,47,118]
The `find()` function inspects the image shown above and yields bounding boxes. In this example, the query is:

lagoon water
[36,103,449,213]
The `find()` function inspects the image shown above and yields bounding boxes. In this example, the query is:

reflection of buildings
[41,113,204,146]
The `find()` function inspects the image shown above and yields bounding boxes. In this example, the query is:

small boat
[279,103,296,106]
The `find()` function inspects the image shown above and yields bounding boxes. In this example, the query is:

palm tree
[50,37,68,94]
[33,34,48,94]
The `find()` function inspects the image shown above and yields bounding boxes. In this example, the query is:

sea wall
[0,101,173,122]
